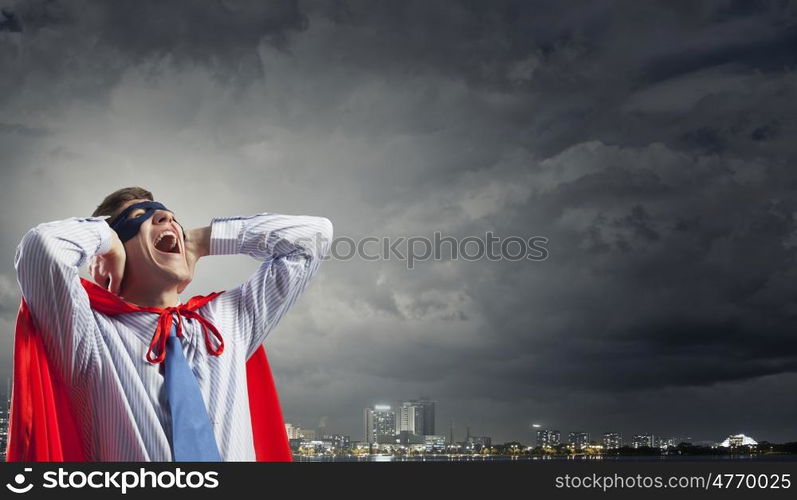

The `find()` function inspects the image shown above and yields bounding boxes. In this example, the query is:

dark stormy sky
[1,0,797,445]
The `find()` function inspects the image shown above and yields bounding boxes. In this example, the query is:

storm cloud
[1,0,796,444]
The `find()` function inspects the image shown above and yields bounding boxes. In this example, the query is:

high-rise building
[399,401,424,435]
[417,397,436,435]
[568,432,590,450]
[632,434,655,448]
[536,429,561,448]
[285,423,302,440]
[399,397,435,436]
[603,432,622,449]
[364,405,397,444]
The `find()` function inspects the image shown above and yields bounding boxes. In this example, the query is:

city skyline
[284,412,778,451]
[282,395,791,447]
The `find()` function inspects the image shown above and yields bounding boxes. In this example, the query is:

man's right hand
[89,230,126,295]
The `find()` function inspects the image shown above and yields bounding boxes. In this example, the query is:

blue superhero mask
[108,201,186,244]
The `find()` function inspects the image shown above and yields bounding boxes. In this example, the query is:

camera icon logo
[6,468,34,494]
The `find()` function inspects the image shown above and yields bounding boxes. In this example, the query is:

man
[10,187,333,461]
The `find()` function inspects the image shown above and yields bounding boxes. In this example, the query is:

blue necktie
[164,323,221,461]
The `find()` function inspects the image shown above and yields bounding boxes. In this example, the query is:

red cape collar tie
[145,305,225,364]
[78,278,225,364]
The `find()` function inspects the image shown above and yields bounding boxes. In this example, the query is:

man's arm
[15,217,115,381]
[204,213,333,359]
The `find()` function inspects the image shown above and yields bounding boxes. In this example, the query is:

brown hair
[92,187,154,219]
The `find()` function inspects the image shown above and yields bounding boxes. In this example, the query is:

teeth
[154,230,177,249]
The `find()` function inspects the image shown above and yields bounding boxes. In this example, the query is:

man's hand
[89,231,126,295]
[179,226,210,294]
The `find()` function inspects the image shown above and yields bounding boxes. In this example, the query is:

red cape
[5,278,293,462]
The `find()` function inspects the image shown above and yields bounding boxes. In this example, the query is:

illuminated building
[536,429,561,447]
[603,432,622,449]
[657,436,675,449]
[719,434,757,447]
[326,434,351,450]
[632,434,655,448]
[285,423,302,440]
[568,432,590,450]
[424,435,447,452]
[364,405,397,444]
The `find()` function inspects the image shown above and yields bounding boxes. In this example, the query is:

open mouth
[153,230,181,255]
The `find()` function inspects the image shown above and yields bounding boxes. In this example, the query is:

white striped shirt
[14,212,333,461]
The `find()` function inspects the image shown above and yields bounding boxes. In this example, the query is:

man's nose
[152,211,174,225]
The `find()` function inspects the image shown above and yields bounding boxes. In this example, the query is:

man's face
[113,198,193,292]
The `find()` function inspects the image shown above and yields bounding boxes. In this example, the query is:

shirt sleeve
[209,213,333,359]
[14,216,114,382]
